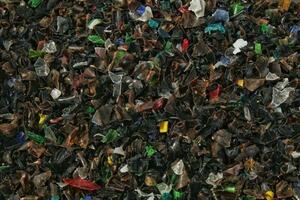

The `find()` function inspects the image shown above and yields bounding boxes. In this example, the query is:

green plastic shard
[27,131,45,144]
[29,49,46,59]
[145,145,156,157]
[173,190,183,200]
[232,3,244,15]
[125,33,135,44]
[28,0,43,8]
[223,185,236,193]
[0,165,10,172]
[115,50,127,63]
[87,35,105,45]
[86,106,95,114]
[261,24,270,34]
[164,41,173,53]
[101,129,120,143]
[255,42,262,55]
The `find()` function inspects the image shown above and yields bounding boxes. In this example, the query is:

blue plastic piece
[136,5,146,15]
[212,9,229,22]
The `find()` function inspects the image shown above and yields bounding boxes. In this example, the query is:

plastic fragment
[87,19,102,29]
[145,145,156,157]
[244,106,251,121]
[171,160,185,175]
[159,121,168,133]
[50,88,62,100]
[39,114,47,125]
[156,183,172,195]
[0,165,10,172]
[223,185,236,193]
[85,196,92,200]
[270,86,294,107]
[233,39,248,54]
[209,84,221,101]
[266,72,280,81]
[42,40,57,53]
[204,23,226,34]
[136,6,153,22]
[86,106,95,114]
[232,3,244,15]
[63,178,101,191]
[278,0,292,11]
[255,42,262,55]
[206,172,223,187]
[148,19,159,28]
[27,131,46,144]
[135,188,155,200]
[188,0,206,18]
[173,190,183,200]
[29,49,46,59]
[181,39,189,53]
[212,9,229,22]
[265,191,275,200]
[16,131,26,144]
[236,79,244,87]
[34,58,50,77]
[101,129,120,143]
[51,196,59,200]
[28,0,43,8]
[88,35,105,45]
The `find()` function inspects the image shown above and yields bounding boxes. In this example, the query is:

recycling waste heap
[1,0,300,199]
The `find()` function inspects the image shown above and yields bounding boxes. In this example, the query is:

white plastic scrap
[206,172,223,187]
[244,106,251,121]
[266,72,280,81]
[113,146,126,156]
[108,71,123,97]
[135,188,155,200]
[156,182,172,194]
[291,151,300,158]
[188,0,206,18]
[50,88,62,100]
[87,19,102,29]
[135,6,153,22]
[120,164,129,173]
[270,78,295,107]
[233,39,248,54]
[42,40,57,53]
[171,159,185,175]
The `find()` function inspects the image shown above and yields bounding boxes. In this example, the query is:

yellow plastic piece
[38,114,47,125]
[159,121,169,133]
[265,191,274,200]
[236,79,244,88]
[107,156,113,166]
[278,0,291,11]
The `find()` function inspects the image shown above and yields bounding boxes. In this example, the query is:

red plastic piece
[209,84,221,100]
[153,98,165,110]
[181,39,189,53]
[63,178,101,191]
[178,5,189,13]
